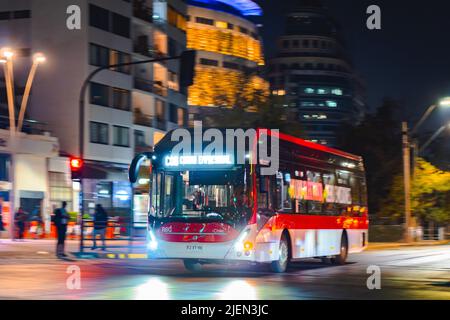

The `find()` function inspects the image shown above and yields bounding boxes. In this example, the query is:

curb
[72,252,148,259]
[367,240,450,250]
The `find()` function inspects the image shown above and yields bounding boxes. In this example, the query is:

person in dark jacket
[92,204,108,250]
[15,208,27,240]
[54,201,70,257]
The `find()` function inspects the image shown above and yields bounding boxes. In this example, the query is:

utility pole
[402,122,411,242]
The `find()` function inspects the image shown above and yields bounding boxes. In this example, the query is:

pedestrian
[15,208,27,240]
[92,204,108,251]
[0,198,5,240]
[54,201,70,257]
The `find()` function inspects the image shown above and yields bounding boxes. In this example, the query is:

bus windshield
[151,168,253,228]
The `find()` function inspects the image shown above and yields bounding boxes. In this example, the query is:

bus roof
[260,129,363,162]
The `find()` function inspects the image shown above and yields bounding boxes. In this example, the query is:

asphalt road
[0,241,449,300]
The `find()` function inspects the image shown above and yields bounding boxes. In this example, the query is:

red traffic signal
[70,158,84,180]
[70,158,83,170]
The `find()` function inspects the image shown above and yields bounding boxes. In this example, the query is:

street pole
[402,122,412,242]
[78,55,182,252]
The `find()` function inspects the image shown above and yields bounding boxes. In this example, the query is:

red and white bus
[129,129,369,272]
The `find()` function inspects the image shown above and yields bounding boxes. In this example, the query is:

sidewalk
[0,239,145,259]
[367,240,450,250]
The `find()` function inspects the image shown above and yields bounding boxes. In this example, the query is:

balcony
[133,0,153,23]
[133,109,167,131]
[134,77,167,97]
[133,37,163,58]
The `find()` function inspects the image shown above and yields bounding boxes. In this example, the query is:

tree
[380,158,450,225]
[336,98,403,216]
[200,70,304,137]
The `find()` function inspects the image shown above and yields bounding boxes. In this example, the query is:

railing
[134,77,167,97]
[134,111,153,127]
[0,115,50,136]
[79,218,148,253]
[133,0,153,23]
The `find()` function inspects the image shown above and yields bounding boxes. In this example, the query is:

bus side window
[323,172,338,216]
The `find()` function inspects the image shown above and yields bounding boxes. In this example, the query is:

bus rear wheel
[270,233,290,273]
[330,234,348,265]
[183,259,202,272]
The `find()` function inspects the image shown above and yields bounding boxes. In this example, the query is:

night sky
[257,0,450,131]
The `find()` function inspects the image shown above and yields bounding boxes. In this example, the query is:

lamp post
[402,97,450,242]
[17,53,46,132]
[419,123,450,154]
[0,48,46,240]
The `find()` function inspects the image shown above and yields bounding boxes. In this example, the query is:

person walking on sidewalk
[15,208,27,240]
[54,201,70,257]
[92,204,108,251]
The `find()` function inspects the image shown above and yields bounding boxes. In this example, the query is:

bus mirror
[129,153,152,183]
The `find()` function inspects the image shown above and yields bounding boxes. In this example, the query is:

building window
[134,130,146,147]
[155,99,165,121]
[215,20,227,29]
[304,88,315,94]
[227,23,234,30]
[293,40,299,48]
[239,26,248,34]
[89,43,110,67]
[12,10,31,19]
[326,100,338,108]
[112,87,131,111]
[113,126,130,147]
[90,122,109,144]
[223,61,240,70]
[169,104,178,123]
[195,17,213,25]
[111,12,130,38]
[89,5,109,31]
[282,40,289,48]
[110,50,131,74]
[0,12,10,20]
[332,88,343,95]
[200,58,218,67]
[303,39,310,48]
[168,6,186,31]
[177,108,186,126]
[90,82,110,106]
[49,172,73,212]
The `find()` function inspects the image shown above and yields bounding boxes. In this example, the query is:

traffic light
[179,50,196,87]
[70,157,84,181]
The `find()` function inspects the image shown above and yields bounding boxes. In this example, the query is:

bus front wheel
[183,259,202,272]
[330,234,348,265]
[270,233,290,273]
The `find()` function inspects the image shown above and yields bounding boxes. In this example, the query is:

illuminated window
[332,88,343,95]
[304,88,314,94]
[215,20,227,29]
[317,88,326,94]
[168,6,187,31]
[326,100,338,108]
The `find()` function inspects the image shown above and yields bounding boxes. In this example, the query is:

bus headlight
[234,229,251,252]
[147,230,158,251]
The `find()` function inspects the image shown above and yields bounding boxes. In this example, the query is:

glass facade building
[267,1,365,146]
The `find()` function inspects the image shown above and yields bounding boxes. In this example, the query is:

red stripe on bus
[265,214,369,230]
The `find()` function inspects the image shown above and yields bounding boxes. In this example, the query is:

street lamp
[419,122,450,153]
[1,48,16,133]
[17,52,46,132]
[402,96,450,242]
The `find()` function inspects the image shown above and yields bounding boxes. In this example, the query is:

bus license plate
[186,245,203,251]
